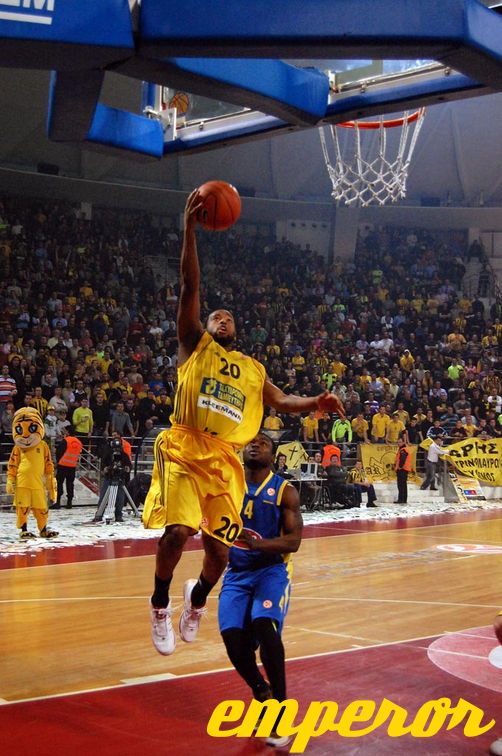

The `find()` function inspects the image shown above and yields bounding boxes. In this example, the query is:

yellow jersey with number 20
[171,331,266,448]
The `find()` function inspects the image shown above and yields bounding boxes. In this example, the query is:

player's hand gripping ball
[233,527,262,550]
[196,180,241,231]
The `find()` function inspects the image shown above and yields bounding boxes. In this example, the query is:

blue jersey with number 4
[229,471,289,571]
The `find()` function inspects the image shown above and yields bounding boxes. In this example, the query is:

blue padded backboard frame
[37,0,502,158]
[138,0,502,91]
[163,73,491,155]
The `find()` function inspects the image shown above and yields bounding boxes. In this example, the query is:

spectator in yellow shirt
[351,412,369,443]
[263,407,284,441]
[303,411,319,445]
[481,329,498,348]
[457,296,472,314]
[331,355,346,378]
[30,387,48,419]
[447,330,467,351]
[371,406,391,443]
[399,349,415,373]
[292,349,306,372]
[386,413,407,444]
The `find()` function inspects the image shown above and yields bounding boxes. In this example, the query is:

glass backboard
[158,58,441,128]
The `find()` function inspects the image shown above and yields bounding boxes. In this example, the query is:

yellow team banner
[360,444,421,485]
[443,437,502,486]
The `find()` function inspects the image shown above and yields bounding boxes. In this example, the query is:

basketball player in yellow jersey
[145,189,345,656]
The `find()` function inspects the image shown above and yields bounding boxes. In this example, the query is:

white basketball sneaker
[490,737,502,756]
[150,600,176,655]
[265,732,292,748]
[179,578,207,642]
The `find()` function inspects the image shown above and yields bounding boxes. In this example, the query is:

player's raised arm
[263,378,346,419]
[177,190,205,363]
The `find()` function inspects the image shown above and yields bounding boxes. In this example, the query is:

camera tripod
[95,480,140,523]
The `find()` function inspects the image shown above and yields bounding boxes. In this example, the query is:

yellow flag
[360,443,421,484]
[276,441,308,469]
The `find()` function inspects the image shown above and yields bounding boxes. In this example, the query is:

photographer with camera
[93,432,131,523]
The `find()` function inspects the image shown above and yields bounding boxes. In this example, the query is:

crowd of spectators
[0,195,501,468]
[251,227,502,452]
[0,196,180,458]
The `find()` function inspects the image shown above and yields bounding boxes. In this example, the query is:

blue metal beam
[0,0,133,70]
[138,0,502,90]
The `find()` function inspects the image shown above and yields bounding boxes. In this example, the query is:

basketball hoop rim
[336,107,425,130]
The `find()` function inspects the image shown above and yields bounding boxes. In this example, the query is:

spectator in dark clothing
[110,400,134,437]
[325,458,355,508]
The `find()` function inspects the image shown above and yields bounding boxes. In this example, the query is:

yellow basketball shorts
[14,487,48,510]
[142,425,244,546]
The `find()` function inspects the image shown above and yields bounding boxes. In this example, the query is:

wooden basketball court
[1,508,501,755]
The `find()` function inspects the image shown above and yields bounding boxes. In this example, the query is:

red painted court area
[2,634,501,756]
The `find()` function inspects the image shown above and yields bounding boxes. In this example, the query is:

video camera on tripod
[94,436,138,523]
[106,437,129,483]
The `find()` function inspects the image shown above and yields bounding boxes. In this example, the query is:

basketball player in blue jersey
[218,432,302,748]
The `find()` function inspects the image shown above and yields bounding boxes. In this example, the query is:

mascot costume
[7,407,58,539]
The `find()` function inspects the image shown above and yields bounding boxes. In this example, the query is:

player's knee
[202,534,229,570]
[159,524,192,549]
[221,627,243,648]
[252,617,283,649]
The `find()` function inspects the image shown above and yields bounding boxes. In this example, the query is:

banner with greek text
[443,438,502,487]
[360,444,421,485]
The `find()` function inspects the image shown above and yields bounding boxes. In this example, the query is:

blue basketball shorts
[218,562,292,635]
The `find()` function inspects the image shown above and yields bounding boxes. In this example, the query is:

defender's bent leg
[253,617,287,701]
[221,627,271,698]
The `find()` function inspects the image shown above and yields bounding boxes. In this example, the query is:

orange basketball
[196,181,241,231]
[168,91,190,116]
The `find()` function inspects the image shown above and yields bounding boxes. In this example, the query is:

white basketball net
[319,108,426,207]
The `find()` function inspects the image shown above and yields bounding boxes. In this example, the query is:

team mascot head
[12,407,44,449]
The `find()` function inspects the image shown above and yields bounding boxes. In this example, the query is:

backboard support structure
[0,0,499,160]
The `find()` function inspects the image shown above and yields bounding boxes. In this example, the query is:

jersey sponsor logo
[262,600,272,609]
[200,377,245,411]
[197,395,243,423]
[266,487,275,496]
[0,0,54,25]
